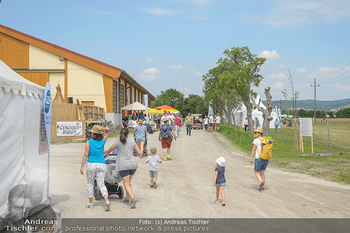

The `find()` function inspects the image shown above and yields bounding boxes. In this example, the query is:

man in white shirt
[214,114,221,131]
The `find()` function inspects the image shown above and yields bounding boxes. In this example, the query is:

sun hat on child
[216,157,225,166]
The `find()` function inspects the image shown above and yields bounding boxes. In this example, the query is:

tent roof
[121,101,146,111]
[154,105,178,111]
[0,59,44,98]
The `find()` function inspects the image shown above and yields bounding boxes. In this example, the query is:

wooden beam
[118,77,121,114]
[64,58,68,102]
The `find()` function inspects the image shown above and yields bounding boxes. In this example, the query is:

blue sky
[1,0,350,101]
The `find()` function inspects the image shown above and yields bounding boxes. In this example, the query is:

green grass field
[219,119,350,184]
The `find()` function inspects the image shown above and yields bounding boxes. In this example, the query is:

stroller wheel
[118,186,124,199]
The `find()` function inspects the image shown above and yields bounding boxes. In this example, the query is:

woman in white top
[250,127,269,192]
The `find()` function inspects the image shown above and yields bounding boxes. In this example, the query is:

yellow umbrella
[143,108,164,115]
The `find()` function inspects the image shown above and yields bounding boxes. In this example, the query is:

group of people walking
[202,114,221,132]
[80,111,270,211]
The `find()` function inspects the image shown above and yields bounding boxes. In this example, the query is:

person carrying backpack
[250,127,272,192]
[159,117,176,161]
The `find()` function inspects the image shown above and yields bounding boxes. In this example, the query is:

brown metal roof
[0,24,124,78]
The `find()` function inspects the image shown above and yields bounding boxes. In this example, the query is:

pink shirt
[174,117,180,126]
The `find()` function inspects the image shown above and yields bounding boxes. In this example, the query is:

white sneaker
[85,203,94,208]
[105,200,111,211]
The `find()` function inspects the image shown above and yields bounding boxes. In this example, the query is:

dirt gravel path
[49,129,350,218]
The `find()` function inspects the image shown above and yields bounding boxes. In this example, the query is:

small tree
[217,46,266,134]
[282,70,299,150]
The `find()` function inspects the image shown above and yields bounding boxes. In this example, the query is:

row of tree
[295,108,350,118]
[153,46,283,135]
[151,88,208,116]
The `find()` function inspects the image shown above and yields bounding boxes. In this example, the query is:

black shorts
[119,169,136,178]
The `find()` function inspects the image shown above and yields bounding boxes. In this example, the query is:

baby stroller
[93,155,124,200]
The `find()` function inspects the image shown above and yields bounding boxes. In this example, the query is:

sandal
[259,182,265,191]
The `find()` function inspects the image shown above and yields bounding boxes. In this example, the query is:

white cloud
[137,67,160,82]
[335,84,350,91]
[168,65,184,70]
[178,86,191,92]
[79,7,120,16]
[144,67,160,74]
[246,0,350,27]
[145,58,154,63]
[259,50,280,59]
[178,86,191,97]
[193,70,203,76]
[137,74,156,81]
[171,0,211,6]
[308,66,338,79]
[296,67,309,73]
[265,72,287,80]
[193,16,211,21]
[144,7,183,16]
[272,81,284,89]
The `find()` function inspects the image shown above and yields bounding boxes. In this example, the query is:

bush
[219,125,255,152]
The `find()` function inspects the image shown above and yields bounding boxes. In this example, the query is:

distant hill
[263,98,350,111]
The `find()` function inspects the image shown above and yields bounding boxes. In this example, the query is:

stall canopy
[154,105,178,112]
[0,59,50,230]
[143,108,164,115]
[121,101,146,111]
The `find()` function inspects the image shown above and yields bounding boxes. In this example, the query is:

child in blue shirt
[214,157,226,206]
[145,147,161,188]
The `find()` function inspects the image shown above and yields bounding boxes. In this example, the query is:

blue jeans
[186,124,192,135]
[275,125,279,132]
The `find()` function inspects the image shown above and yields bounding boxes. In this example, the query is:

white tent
[232,94,278,129]
[121,101,146,111]
[0,60,50,229]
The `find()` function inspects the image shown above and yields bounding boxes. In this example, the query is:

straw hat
[162,117,168,122]
[254,127,264,134]
[216,157,225,166]
[138,119,143,124]
[89,125,102,135]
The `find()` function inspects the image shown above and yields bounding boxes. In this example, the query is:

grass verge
[219,121,350,185]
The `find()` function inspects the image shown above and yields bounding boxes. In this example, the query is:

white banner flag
[144,94,149,124]
[44,82,52,149]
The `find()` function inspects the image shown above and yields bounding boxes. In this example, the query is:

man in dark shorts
[159,117,176,161]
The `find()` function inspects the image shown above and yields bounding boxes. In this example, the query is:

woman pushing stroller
[104,128,141,209]
[80,125,111,211]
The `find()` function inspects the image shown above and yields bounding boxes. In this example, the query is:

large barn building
[0,24,155,125]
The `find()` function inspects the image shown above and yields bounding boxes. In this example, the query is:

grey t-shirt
[145,155,160,171]
[134,125,147,140]
[114,139,138,171]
